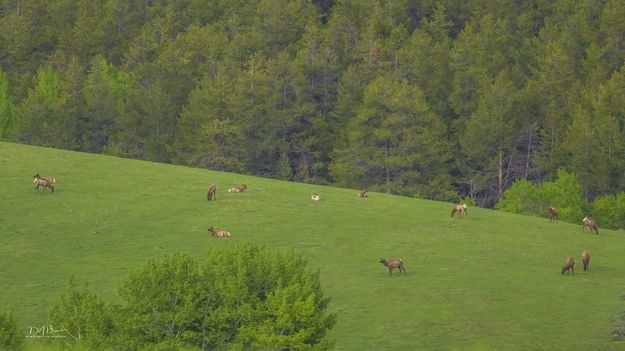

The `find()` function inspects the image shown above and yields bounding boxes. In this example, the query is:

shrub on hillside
[0,311,23,350]
[49,245,335,350]
[495,179,542,215]
[496,169,584,223]
[591,193,625,230]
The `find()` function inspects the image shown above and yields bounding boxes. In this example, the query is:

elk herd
[29,172,606,278]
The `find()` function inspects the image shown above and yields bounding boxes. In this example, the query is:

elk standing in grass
[451,203,468,217]
[379,258,406,276]
[33,174,55,193]
[207,184,217,201]
[208,226,230,237]
[581,251,590,272]
[228,184,247,193]
[561,256,575,275]
[358,189,368,198]
[548,207,558,223]
[582,217,599,235]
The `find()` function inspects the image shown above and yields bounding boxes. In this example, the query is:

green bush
[0,310,23,350]
[496,169,584,223]
[49,245,335,350]
[592,193,625,230]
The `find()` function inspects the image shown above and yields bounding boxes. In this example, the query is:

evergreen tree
[331,75,451,197]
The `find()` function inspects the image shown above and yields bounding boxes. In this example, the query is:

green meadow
[2,142,625,350]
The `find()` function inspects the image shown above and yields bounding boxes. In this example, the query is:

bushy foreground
[47,245,335,351]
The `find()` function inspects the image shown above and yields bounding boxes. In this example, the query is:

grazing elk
[208,226,230,237]
[561,256,575,275]
[581,251,590,272]
[451,203,468,218]
[548,207,558,223]
[358,189,368,198]
[33,174,55,193]
[311,193,320,201]
[228,184,247,193]
[207,184,217,201]
[379,258,406,276]
[582,217,599,235]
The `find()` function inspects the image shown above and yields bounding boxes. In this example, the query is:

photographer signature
[26,325,78,340]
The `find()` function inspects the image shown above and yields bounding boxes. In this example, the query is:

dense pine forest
[1,0,625,209]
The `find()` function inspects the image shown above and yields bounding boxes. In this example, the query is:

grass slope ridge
[1,142,625,351]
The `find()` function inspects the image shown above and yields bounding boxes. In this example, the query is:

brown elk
[208,226,230,237]
[207,184,217,201]
[581,251,590,272]
[548,207,558,223]
[33,174,55,193]
[561,256,575,275]
[451,203,468,217]
[311,193,320,201]
[358,189,368,198]
[582,217,599,235]
[228,184,247,193]
[379,258,406,276]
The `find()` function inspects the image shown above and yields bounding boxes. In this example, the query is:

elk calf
[561,256,575,275]
[208,226,230,237]
[581,251,590,272]
[379,258,406,276]
[207,184,217,201]
[228,184,247,193]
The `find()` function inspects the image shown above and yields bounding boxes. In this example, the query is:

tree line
[1,0,624,207]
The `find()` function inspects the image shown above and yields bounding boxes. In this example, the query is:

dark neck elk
[379,258,406,276]
[228,184,247,193]
[358,189,368,198]
[548,207,558,223]
[207,184,216,201]
[451,203,468,217]
[561,256,575,275]
[208,226,230,237]
[33,174,55,193]
[581,251,590,272]
[582,217,599,235]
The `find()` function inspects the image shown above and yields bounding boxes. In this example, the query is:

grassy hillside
[2,142,625,351]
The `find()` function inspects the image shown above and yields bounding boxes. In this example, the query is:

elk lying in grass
[358,189,368,198]
[561,256,575,275]
[311,193,320,201]
[207,226,230,237]
[548,207,558,223]
[581,251,590,272]
[582,217,599,235]
[451,203,468,217]
[33,174,55,193]
[228,184,247,193]
[207,184,217,201]
[379,258,406,276]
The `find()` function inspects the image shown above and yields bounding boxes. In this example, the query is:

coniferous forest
[2,0,625,209]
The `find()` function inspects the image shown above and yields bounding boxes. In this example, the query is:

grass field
[2,142,625,350]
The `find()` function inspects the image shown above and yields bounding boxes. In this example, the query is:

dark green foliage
[3,0,625,206]
[0,311,23,350]
[48,246,335,350]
